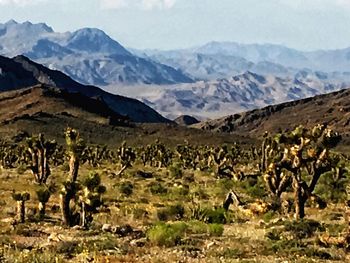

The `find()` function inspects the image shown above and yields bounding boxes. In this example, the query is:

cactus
[12,192,30,223]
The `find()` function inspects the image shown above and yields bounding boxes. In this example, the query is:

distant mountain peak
[67,27,131,55]
[5,19,18,25]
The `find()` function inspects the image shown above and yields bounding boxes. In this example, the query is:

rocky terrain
[111,71,349,120]
[194,86,350,147]
[0,20,193,86]
[0,55,169,123]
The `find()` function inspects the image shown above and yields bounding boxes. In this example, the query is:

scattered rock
[135,171,153,179]
[47,232,62,242]
[115,224,133,237]
[72,225,84,231]
[102,224,112,232]
[130,238,147,247]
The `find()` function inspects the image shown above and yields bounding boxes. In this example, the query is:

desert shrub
[238,176,267,199]
[204,208,227,224]
[283,219,324,239]
[208,223,224,236]
[147,222,187,247]
[265,228,282,241]
[315,171,349,203]
[119,181,134,196]
[191,186,209,199]
[262,210,277,223]
[17,164,27,175]
[132,208,148,220]
[55,241,81,255]
[187,221,224,236]
[267,238,333,260]
[148,182,168,195]
[171,184,190,197]
[183,174,195,183]
[191,206,227,224]
[169,164,183,178]
[216,178,235,193]
[2,250,65,263]
[157,203,185,221]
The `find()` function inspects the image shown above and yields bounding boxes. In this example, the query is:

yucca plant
[78,172,106,228]
[35,187,51,220]
[12,191,30,223]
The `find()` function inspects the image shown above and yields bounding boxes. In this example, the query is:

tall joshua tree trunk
[293,177,307,220]
[69,155,79,182]
[60,191,72,226]
[17,200,25,223]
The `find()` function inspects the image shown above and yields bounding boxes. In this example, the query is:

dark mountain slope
[195,88,350,139]
[0,55,169,123]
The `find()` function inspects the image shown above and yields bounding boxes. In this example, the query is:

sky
[0,0,350,51]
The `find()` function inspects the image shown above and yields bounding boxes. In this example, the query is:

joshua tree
[25,134,57,184]
[12,192,30,223]
[65,128,84,182]
[263,124,341,220]
[78,172,106,228]
[208,146,235,178]
[60,128,84,226]
[114,141,136,177]
[60,180,80,226]
[35,187,51,220]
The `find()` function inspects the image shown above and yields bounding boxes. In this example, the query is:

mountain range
[0,20,193,86]
[112,71,349,120]
[3,20,350,121]
[136,42,350,81]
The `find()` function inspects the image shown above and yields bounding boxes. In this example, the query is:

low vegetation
[0,124,349,262]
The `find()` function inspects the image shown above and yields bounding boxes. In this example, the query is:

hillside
[194,87,350,143]
[0,86,254,147]
[0,55,169,123]
[0,85,128,125]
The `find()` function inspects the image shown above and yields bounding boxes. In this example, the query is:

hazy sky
[0,0,350,51]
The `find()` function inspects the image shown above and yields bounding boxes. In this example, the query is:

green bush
[205,208,227,224]
[119,181,134,196]
[169,165,183,178]
[283,219,324,239]
[262,210,276,223]
[147,222,187,247]
[187,221,224,236]
[171,184,190,197]
[208,223,224,236]
[157,204,185,221]
[315,171,349,203]
[148,182,168,195]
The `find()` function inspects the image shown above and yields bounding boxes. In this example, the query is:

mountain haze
[0,20,193,86]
